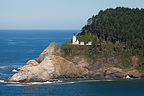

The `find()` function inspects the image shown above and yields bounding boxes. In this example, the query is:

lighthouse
[72,33,79,45]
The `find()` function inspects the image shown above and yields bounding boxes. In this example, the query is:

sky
[0,0,144,30]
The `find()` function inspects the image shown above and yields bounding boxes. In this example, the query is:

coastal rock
[36,42,59,63]
[50,55,88,77]
[127,69,141,78]
[7,41,143,82]
[72,56,90,67]
[88,57,120,70]
[104,67,125,78]
[7,55,88,82]
[26,60,39,66]
[20,60,40,72]
[88,67,125,78]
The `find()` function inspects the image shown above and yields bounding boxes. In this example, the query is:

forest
[62,7,144,71]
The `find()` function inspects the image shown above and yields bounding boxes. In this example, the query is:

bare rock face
[7,55,88,82]
[88,57,120,70]
[88,67,126,79]
[8,60,51,82]
[127,69,141,78]
[50,55,88,77]
[26,60,39,66]
[72,56,90,68]
[104,67,125,78]
[36,42,59,63]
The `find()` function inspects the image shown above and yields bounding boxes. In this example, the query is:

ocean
[0,30,144,96]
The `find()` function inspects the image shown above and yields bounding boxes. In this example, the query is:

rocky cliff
[7,42,88,82]
[7,42,144,83]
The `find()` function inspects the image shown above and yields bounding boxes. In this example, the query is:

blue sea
[0,30,144,96]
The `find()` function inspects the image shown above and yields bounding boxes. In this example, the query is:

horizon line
[0,29,81,31]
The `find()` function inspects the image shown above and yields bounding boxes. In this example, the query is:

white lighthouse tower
[72,33,79,45]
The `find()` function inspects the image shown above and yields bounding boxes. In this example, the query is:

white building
[72,33,79,45]
[86,42,92,45]
[80,42,85,45]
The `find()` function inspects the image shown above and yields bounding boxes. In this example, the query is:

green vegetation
[61,7,144,71]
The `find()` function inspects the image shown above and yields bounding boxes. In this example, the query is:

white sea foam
[0,78,114,86]
[2,81,53,86]
[0,66,8,69]
[25,81,53,85]
[5,84,28,86]
[78,79,113,83]
[0,80,4,83]
[12,69,18,73]
[43,81,53,84]
[56,81,75,85]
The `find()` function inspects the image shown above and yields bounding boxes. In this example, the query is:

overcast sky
[0,0,144,30]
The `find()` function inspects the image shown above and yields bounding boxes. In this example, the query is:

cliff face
[7,42,144,83]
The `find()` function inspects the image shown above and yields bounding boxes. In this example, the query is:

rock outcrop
[8,55,88,82]
[7,42,144,82]
[72,56,90,67]
[88,67,126,79]
[36,42,59,63]
[7,42,88,82]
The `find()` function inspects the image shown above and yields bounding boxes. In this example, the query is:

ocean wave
[31,49,42,52]
[0,66,7,69]
[3,81,53,87]
[0,65,23,69]
[77,79,113,83]
[0,72,11,76]
[5,84,28,86]
[8,40,15,42]
[57,82,75,85]
[8,42,16,45]
[26,81,53,85]
[0,79,114,86]
[58,79,113,85]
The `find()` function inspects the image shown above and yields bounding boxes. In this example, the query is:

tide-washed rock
[36,42,59,63]
[7,55,88,82]
[88,67,125,79]
[127,69,141,78]
[104,67,125,78]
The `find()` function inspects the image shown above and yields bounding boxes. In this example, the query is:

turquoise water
[0,30,144,96]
